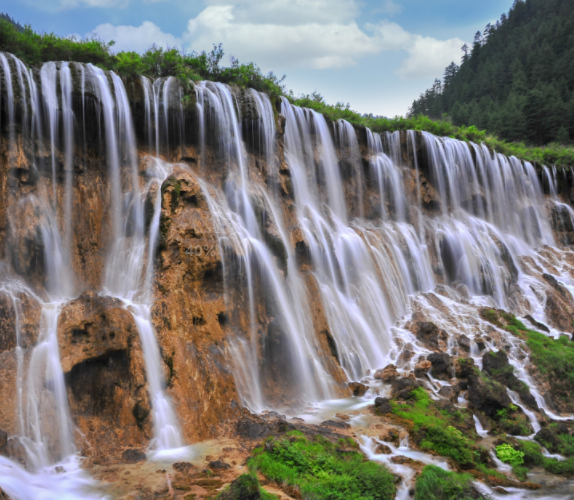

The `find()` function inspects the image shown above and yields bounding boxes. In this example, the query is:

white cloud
[88,21,182,53]
[83,0,464,80]
[369,20,463,78]
[373,0,402,16]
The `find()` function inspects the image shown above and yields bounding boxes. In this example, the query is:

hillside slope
[409,0,574,146]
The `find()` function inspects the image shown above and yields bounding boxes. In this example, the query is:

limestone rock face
[57,291,151,460]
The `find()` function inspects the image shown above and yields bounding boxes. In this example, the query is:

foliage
[249,431,396,500]
[409,0,574,148]
[496,444,525,466]
[414,465,486,500]
[0,18,285,99]
[215,473,278,500]
[392,388,476,467]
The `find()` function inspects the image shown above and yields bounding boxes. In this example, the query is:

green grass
[414,465,488,500]
[391,388,476,467]
[248,431,396,500]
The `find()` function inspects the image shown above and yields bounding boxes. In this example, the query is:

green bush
[392,388,476,467]
[496,444,525,466]
[249,431,396,500]
[414,465,487,500]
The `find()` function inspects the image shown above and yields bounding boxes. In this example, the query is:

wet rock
[173,462,195,473]
[236,414,295,440]
[482,350,538,410]
[321,420,350,430]
[415,321,447,350]
[475,337,487,351]
[7,437,26,467]
[467,373,511,417]
[455,357,476,378]
[438,385,459,402]
[122,449,146,463]
[0,429,6,457]
[348,382,368,397]
[458,334,471,352]
[542,273,571,301]
[375,443,392,454]
[380,428,400,447]
[374,364,398,383]
[209,460,231,470]
[414,360,432,378]
[335,413,350,421]
[535,427,564,453]
[374,397,393,415]
[427,352,452,375]
[524,315,550,333]
[391,377,421,399]
[217,473,260,500]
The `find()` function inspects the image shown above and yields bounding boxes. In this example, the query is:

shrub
[496,444,525,466]
[414,465,487,500]
[249,432,396,500]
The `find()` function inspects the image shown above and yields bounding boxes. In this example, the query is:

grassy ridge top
[1,16,573,169]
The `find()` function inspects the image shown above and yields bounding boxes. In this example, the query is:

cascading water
[1,49,574,499]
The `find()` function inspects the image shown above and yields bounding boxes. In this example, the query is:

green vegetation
[496,444,524,466]
[481,309,574,411]
[0,18,285,98]
[248,431,396,500]
[410,0,574,148]
[391,387,477,467]
[215,473,278,500]
[414,465,487,500]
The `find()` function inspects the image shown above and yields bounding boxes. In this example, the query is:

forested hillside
[409,0,574,146]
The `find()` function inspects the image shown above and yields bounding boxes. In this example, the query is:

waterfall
[2,49,574,499]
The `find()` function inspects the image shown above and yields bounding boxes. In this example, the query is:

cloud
[184,5,379,70]
[371,0,402,16]
[84,0,464,79]
[369,20,463,78]
[88,21,182,52]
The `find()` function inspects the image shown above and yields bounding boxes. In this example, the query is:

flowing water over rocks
[0,52,574,499]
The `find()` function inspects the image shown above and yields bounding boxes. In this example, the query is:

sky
[3,0,514,116]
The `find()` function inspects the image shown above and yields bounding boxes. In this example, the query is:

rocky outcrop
[58,291,151,460]
[468,373,511,417]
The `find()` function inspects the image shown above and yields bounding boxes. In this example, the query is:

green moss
[414,465,488,500]
[517,441,544,467]
[542,457,574,476]
[512,465,529,482]
[249,433,396,500]
[392,388,476,467]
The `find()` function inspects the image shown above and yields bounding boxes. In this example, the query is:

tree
[461,43,470,63]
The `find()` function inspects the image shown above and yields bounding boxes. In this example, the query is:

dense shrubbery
[0,18,285,98]
[249,431,396,500]
[414,465,487,500]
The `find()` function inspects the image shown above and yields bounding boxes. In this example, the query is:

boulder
[475,337,487,351]
[467,374,511,417]
[236,415,294,440]
[122,449,146,463]
[391,377,421,399]
[525,315,550,333]
[458,334,471,352]
[415,321,446,350]
[348,382,369,397]
[374,397,393,415]
[217,474,260,500]
[414,360,432,378]
[209,460,231,470]
[438,385,460,402]
[482,351,538,410]
[375,443,393,454]
[455,357,476,378]
[374,364,398,383]
[173,462,195,473]
[0,429,6,457]
[427,353,452,375]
